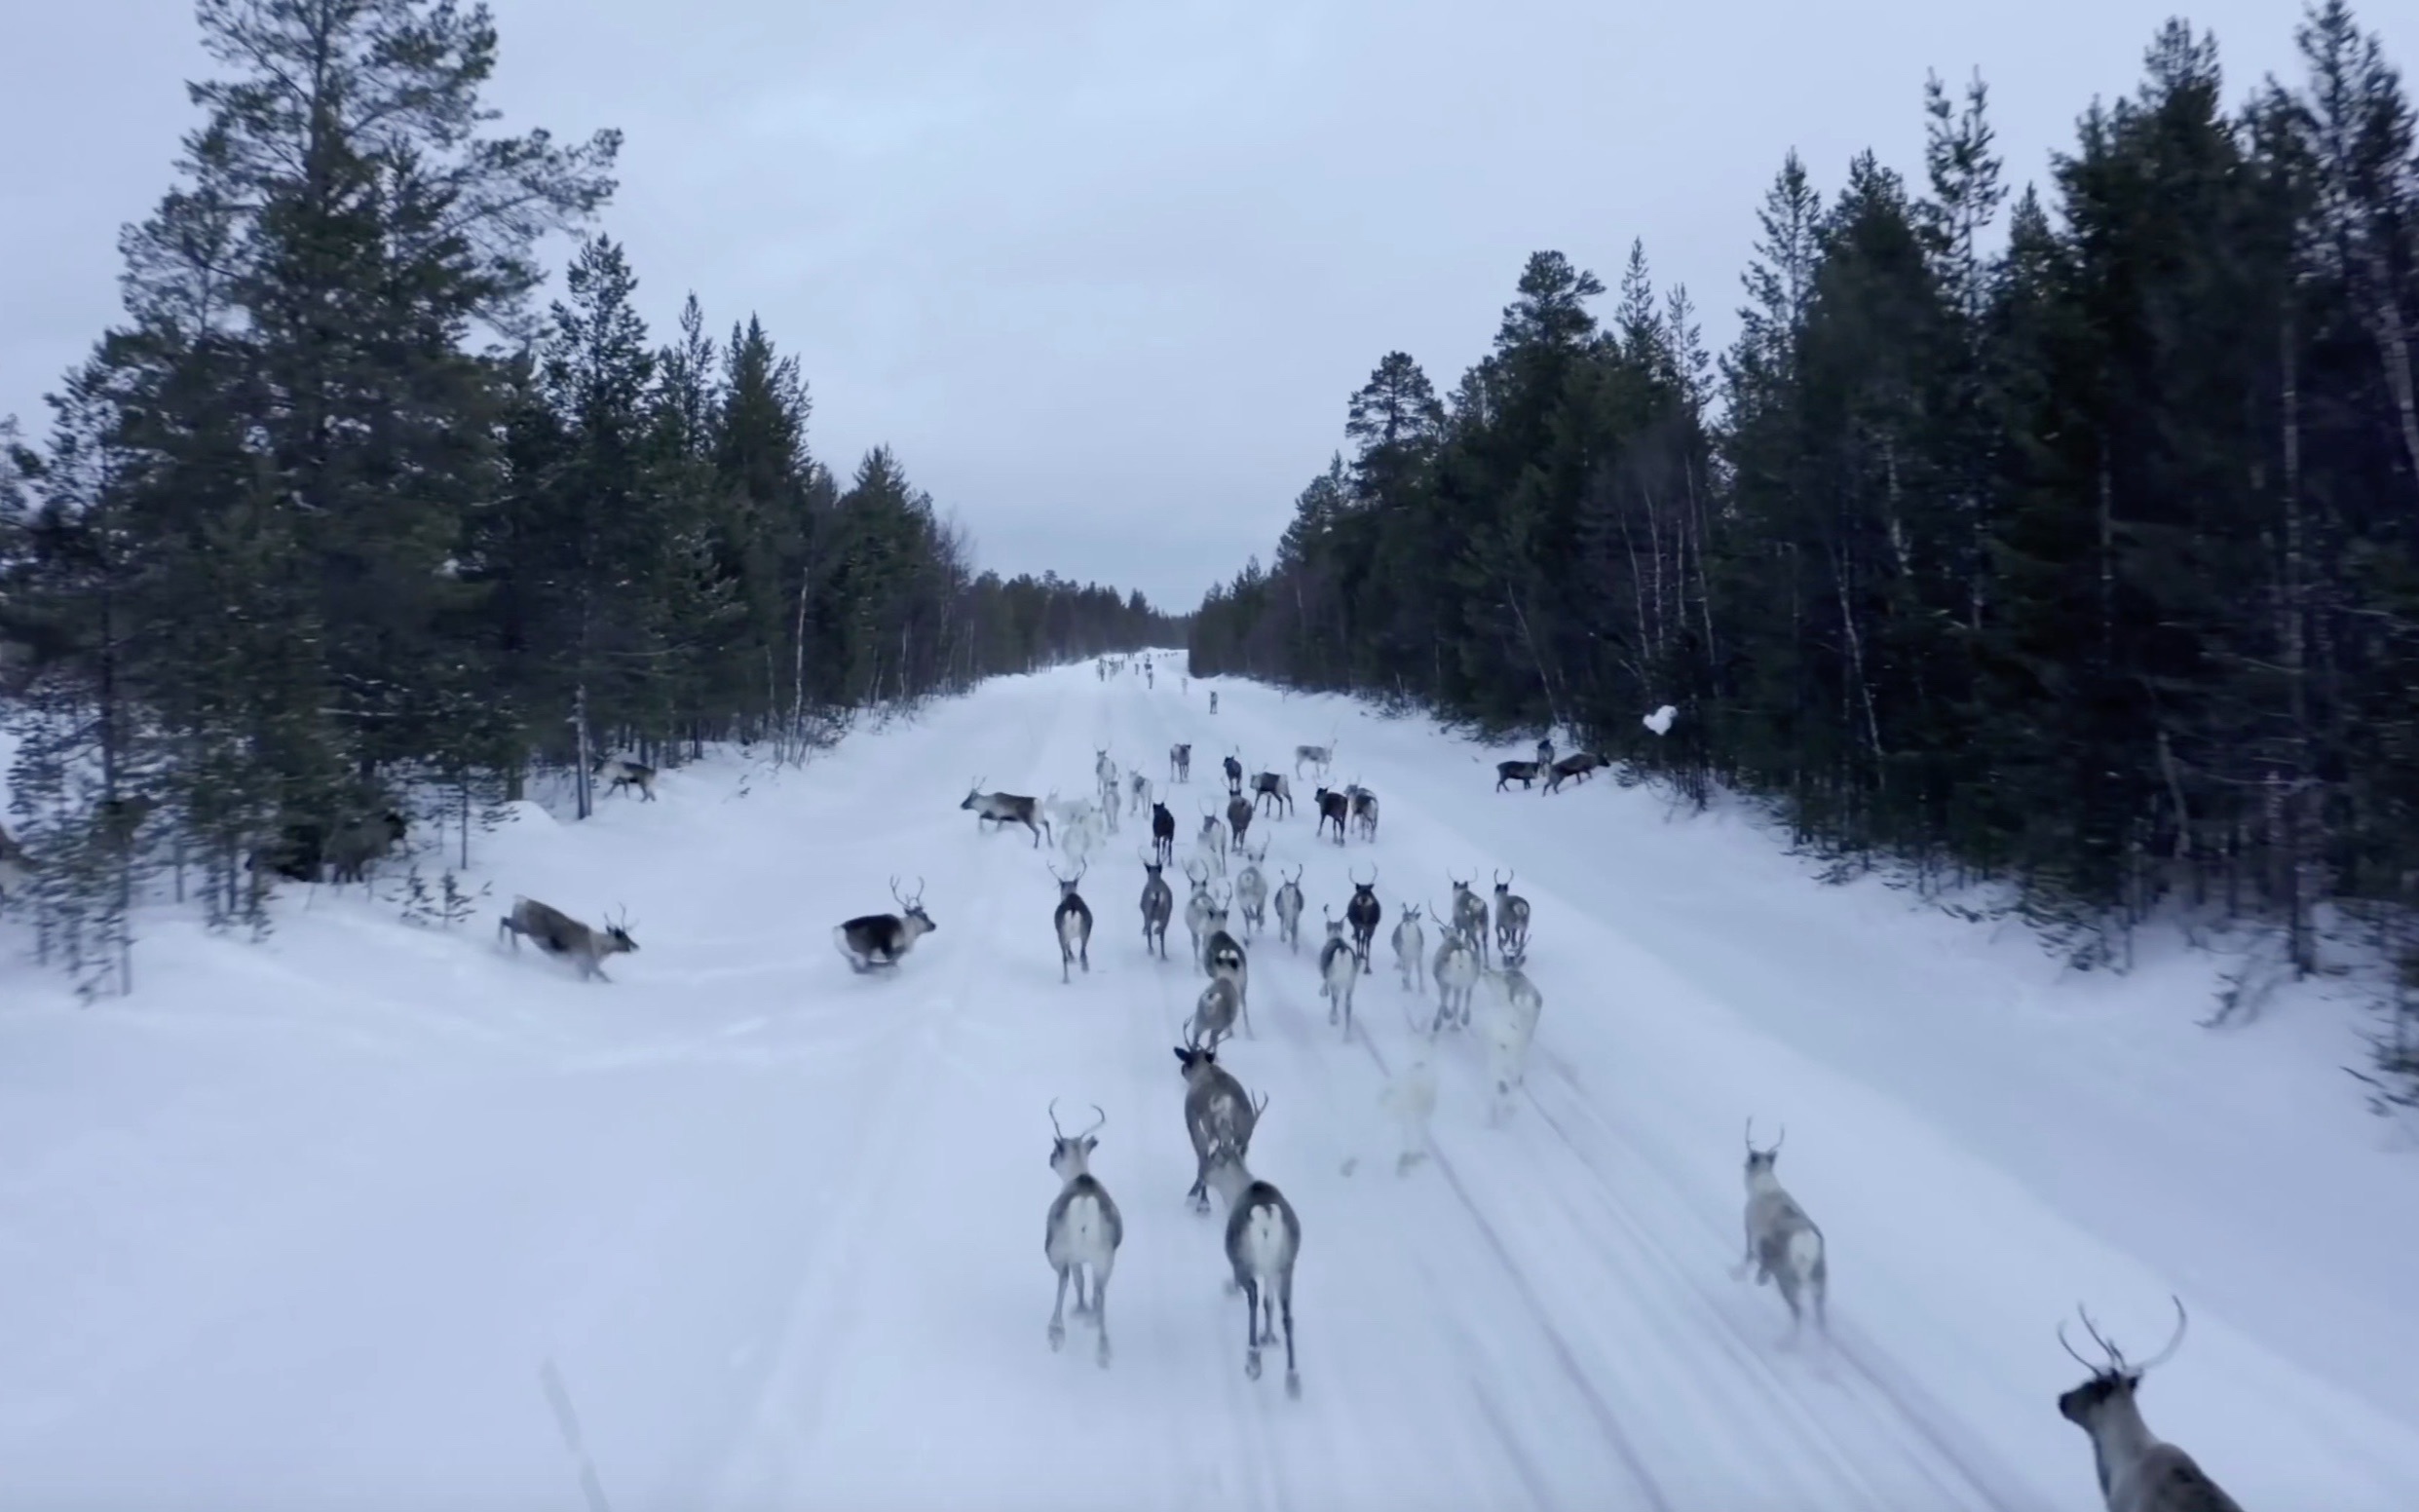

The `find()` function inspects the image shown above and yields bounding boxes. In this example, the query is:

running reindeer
[499,897,638,982]
[594,754,657,801]
[1189,971,1242,1051]
[1182,858,1218,969]
[1170,743,1192,783]
[1042,1100,1122,1369]
[1150,800,1177,866]
[1313,785,1350,846]
[1204,1132,1303,1399]
[1348,783,1380,842]
[1249,770,1293,817]
[963,779,1051,848]
[1493,871,1531,963]
[1390,902,1426,995]
[1232,839,1268,938]
[1294,737,1335,778]
[1448,873,1491,968]
[1138,851,1173,961]
[1430,903,1481,1032]
[1318,910,1359,1039]
[1050,862,1093,983]
[1127,770,1153,818]
[1730,1120,1829,1342]
[2054,1297,2243,1512]
[1176,1042,1266,1213]
[833,876,937,972]
[1202,886,1251,1034]
[1225,792,1256,855]
[1344,865,1381,973]
[1194,800,1228,875]
[1477,959,1543,1123]
[1272,864,1305,953]
[1221,750,1244,797]
[1542,751,1608,793]
[1094,748,1122,832]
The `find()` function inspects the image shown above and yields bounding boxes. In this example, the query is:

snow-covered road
[4,658,2415,1510]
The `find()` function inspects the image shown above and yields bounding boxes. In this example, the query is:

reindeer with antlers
[1272,864,1304,953]
[1343,865,1381,974]
[834,877,937,972]
[1138,850,1174,961]
[1042,1101,1123,1369]
[2055,1297,2242,1512]
[1493,870,1530,962]
[1050,862,1093,983]
[499,898,638,982]
[963,778,1050,848]
[1730,1120,1828,1342]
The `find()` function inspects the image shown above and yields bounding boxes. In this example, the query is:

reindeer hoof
[1245,1351,1262,1380]
[1286,1372,1301,1400]
[1048,1324,1065,1351]
[1224,1278,1241,1297]
[1096,1339,1113,1369]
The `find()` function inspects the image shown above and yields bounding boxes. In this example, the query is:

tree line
[1188,4,2419,1105]
[0,0,1180,994]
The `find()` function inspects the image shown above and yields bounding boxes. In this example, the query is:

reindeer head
[601,906,639,954]
[1048,861,1086,897]
[1493,869,1514,897]
[890,875,933,932]
[1449,871,1473,899]
[1323,908,1345,940]
[960,776,988,810]
[1399,902,1423,925]
[2057,1297,2189,1429]
[1349,864,1378,905]
[1173,1042,1219,1078]
[1047,1099,1107,1180]
[1743,1118,1786,1184]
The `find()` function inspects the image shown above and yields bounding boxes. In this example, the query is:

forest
[0,0,1180,992]
[1187,5,2419,1102]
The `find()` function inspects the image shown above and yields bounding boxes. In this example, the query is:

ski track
[9,660,2419,1511]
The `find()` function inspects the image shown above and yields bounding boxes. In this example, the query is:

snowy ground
[4,658,2417,1511]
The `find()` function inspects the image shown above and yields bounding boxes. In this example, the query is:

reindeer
[325,810,409,883]
[2055,1298,2243,1512]
[594,754,657,801]
[1175,1042,1265,1213]
[1170,743,1191,783]
[1189,974,1242,1050]
[1202,887,1251,1035]
[1390,903,1426,995]
[1094,749,1122,831]
[0,821,31,902]
[1042,1101,1122,1369]
[1050,862,1093,983]
[1221,750,1243,797]
[964,780,1051,848]
[1477,962,1543,1123]
[499,897,638,982]
[1729,1120,1828,1342]
[1494,759,1541,791]
[1448,873,1491,968]
[1182,858,1217,968]
[1430,907,1480,1032]
[1294,737,1335,778]
[1345,992,1440,1179]
[1194,801,1228,875]
[1149,800,1177,865]
[1542,751,1607,794]
[1535,736,1555,769]
[1317,912,1359,1039]
[1209,691,1219,714]
[1128,770,1152,816]
[1343,865,1381,972]
[1248,771,1292,817]
[1232,840,1268,937]
[1225,792,1255,853]
[1348,784,1380,843]
[1202,1137,1303,1399]
[1313,786,1349,846]
[834,876,937,971]
[1272,864,1304,953]
[1048,792,1106,867]
[1493,870,1531,962]
[1138,852,1173,961]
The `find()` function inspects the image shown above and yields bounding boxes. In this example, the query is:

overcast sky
[1,1,2318,611]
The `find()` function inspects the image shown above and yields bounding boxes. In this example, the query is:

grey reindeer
[1050,862,1093,983]
[833,875,937,971]
[1429,905,1481,1032]
[1175,1043,1266,1214]
[1272,864,1305,953]
[499,897,638,982]
[1493,870,1531,963]
[1448,872,1491,968]
[1201,885,1252,1038]
[1232,839,1268,938]
[2057,1298,2244,1512]
[964,778,1051,849]
[1042,1101,1123,1369]
[1729,1119,1828,1341]
[1138,851,1174,961]
[1203,1134,1303,1399]
[1189,973,1242,1050]
[1317,911,1359,1040]
[1390,903,1426,995]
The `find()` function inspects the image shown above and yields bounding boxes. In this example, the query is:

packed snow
[4,657,2417,1510]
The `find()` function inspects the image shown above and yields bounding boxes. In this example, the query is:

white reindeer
[1042,1101,1122,1369]
[1729,1120,1828,1342]
[1477,962,1542,1123]
[1390,903,1426,994]
[1317,911,1359,1040]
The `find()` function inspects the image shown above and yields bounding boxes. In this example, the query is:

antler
[1495,868,1512,888]
[1744,1116,1786,1154]
[2060,1297,2188,1376]
[1351,863,1377,888]
[1048,1098,1070,1141]
[1077,1103,1107,1141]
[1251,1090,1270,1120]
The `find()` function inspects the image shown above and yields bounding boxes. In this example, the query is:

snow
[4,660,2418,1510]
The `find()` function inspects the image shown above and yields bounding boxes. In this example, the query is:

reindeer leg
[1048,1267,1070,1351]
[1730,1217,1757,1280]
[1280,1273,1300,1398]
[1241,1278,1264,1380]
[1091,1267,1114,1367]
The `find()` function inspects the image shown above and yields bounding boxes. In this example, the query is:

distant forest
[0,0,1180,990]
[1188,6,2419,1103]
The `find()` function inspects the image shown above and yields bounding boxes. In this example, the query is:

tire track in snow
[704,691,1070,1510]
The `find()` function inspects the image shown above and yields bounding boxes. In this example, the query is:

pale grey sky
[2,0,2315,610]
